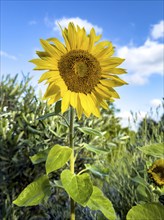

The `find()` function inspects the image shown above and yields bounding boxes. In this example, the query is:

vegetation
[0,74,163,220]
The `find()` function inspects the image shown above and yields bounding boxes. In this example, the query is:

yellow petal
[96,46,114,59]
[70,92,77,109]
[88,28,96,52]
[47,73,62,83]
[95,86,111,99]
[87,93,100,117]
[61,28,71,51]
[101,58,125,70]
[40,39,61,60]
[92,91,108,110]
[80,28,89,50]
[58,80,68,97]
[79,93,91,117]
[36,51,50,58]
[47,92,61,105]
[38,71,60,83]
[43,83,60,99]
[97,84,120,99]
[29,58,58,70]
[47,38,67,54]
[92,41,113,57]
[100,78,127,87]
[76,28,86,49]
[61,90,71,113]
[67,23,77,50]
[103,68,127,75]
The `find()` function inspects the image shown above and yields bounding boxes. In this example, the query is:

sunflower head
[148,159,164,187]
[30,22,127,119]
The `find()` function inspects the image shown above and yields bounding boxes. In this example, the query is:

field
[0,74,163,220]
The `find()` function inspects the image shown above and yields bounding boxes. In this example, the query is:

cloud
[117,21,164,85]
[53,17,103,34]
[117,110,147,121]
[0,51,17,60]
[28,20,37,25]
[150,99,163,107]
[150,20,164,39]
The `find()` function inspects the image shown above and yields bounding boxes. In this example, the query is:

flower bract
[30,22,127,119]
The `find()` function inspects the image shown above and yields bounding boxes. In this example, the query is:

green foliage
[61,170,93,206]
[77,127,103,137]
[30,148,50,164]
[13,175,51,206]
[0,74,69,219]
[46,145,72,174]
[138,143,164,158]
[87,186,116,220]
[126,203,164,220]
[1,73,164,220]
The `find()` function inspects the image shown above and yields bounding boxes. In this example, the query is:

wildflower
[148,159,164,186]
[30,22,127,119]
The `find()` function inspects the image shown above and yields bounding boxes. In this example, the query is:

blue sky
[1,0,163,127]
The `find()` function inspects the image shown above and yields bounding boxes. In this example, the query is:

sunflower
[148,159,164,187]
[30,22,127,119]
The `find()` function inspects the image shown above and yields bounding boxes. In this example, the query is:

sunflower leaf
[61,170,93,206]
[87,186,116,220]
[46,145,72,175]
[13,175,51,206]
[30,148,50,164]
[126,203,164,220]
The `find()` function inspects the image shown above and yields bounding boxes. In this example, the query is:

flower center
[74,61,87,77]
[58,50,101,94]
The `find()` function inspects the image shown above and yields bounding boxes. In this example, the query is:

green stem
[69,107,75,220]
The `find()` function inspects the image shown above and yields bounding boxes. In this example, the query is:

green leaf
[131,176,148,187]
[30,148,50,164]
[37,101,61,120]
[61,170,93,206]
[55,100,61,114]
[126,203,164,220]
[36,112,57,120]
[9,84,19,96]
[138,143,164,158]
[85,164,108,177]
[78,127,102,136]
[136,185,151,202]
[13,175,51,206]
[27,125,43,134]
[87,186,116,220]
[46,145,72,175]
[84,144,108,154]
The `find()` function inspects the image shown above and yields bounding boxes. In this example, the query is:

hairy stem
[69,107,75,220]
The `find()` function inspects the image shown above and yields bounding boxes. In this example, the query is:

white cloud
[150,99,163,107]
[0,51,17,60]
[117,110,148,129]
[28,20,37,25]
[53,17,103,34]
[117,110,147,121]
[117,21,164,85]
[151,20,164,39]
